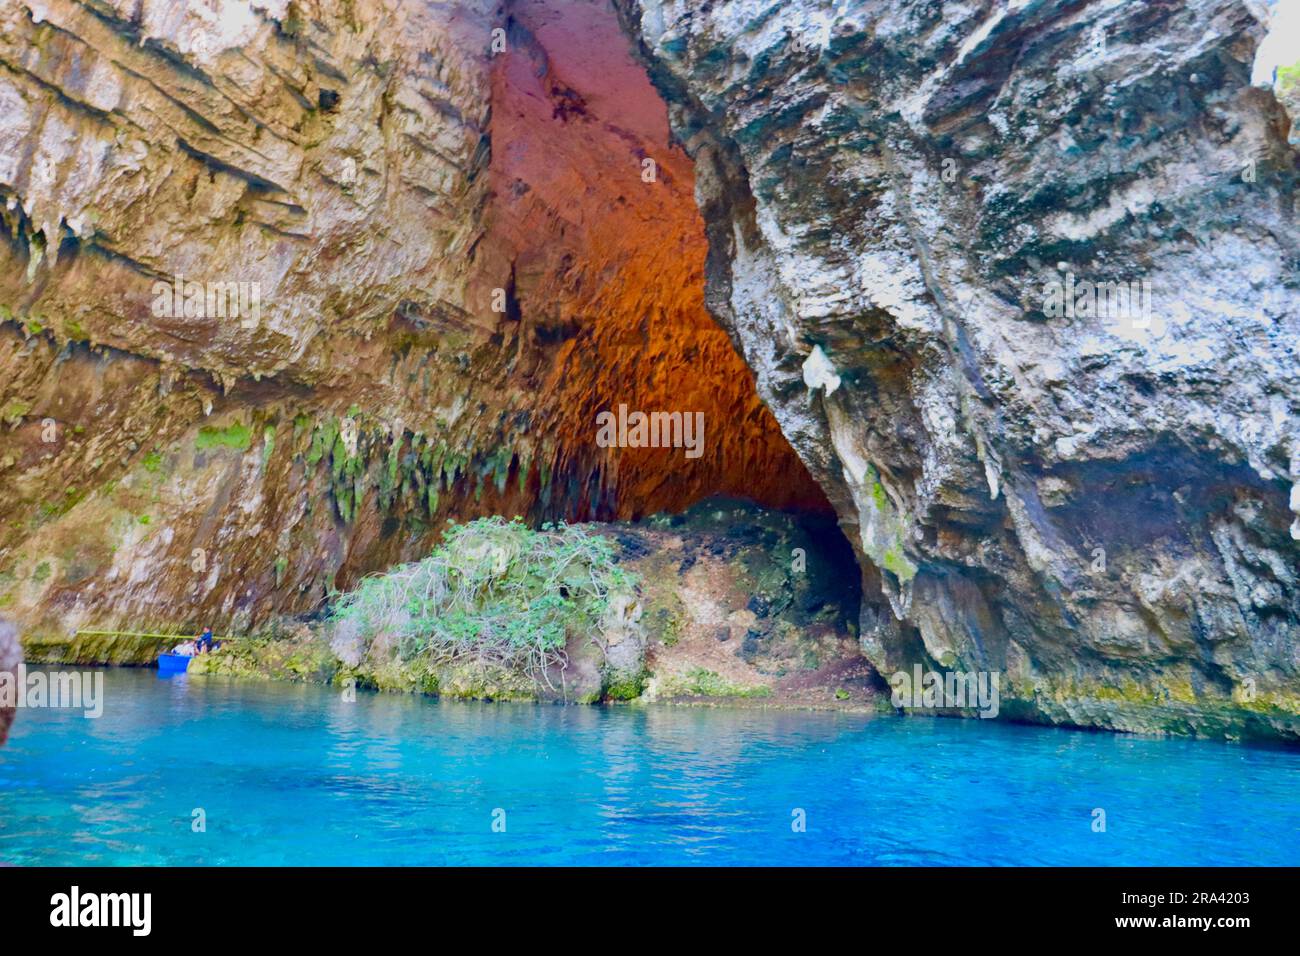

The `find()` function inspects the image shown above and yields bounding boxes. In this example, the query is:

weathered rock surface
[0,0,514,641]
[0,618,17,743]
[618,0,1300,737]
[2,0,1297,739]
[0,0,822,644]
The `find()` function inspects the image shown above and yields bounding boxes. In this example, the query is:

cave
[0,0,842,646]
[1,0,1298,881]
[0,0,1294,756]
[471,0,833,523]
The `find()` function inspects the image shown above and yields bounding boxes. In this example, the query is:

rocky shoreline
[16,500,1300,740]
[19,502,885,713]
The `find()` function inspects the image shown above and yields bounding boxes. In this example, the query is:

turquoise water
[1,667,1297,865]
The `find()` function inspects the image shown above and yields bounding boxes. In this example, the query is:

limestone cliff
[1,0,1297,739]
[617,0,1300,736]
[0,0,821,647]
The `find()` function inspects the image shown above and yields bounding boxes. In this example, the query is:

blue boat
[157,652,192,675]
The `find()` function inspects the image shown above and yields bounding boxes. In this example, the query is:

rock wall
[0,618,16,743]
[0,0,824,645]
[0,0,505,640]
[2,0,1297,739]
[617,0,1300,737]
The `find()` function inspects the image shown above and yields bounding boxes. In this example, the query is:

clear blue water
[1,667,1297,865]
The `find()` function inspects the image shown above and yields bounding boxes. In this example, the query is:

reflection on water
[0,668,1297,865]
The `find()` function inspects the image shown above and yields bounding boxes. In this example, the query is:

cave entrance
[477,0,831,522]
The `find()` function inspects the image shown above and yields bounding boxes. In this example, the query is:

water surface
[1,668,1297,865]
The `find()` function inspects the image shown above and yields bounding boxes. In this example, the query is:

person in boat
[195,626,215,655]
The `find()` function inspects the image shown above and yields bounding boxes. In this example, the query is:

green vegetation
[302,415,366,522]
[329,517,637,688]
[862,464,918,585]
[605,667,649,701]
[664,667,772,699]
[293,405,545,528]
[36,485,88,523]
[882,546,916,579]
[2,398,31,426]
[1278,61,1299,93]
[871,478,888,512]
[195,422,253,452]
[303,417,336,465]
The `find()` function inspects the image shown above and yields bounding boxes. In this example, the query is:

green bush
[329,517,636,689]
